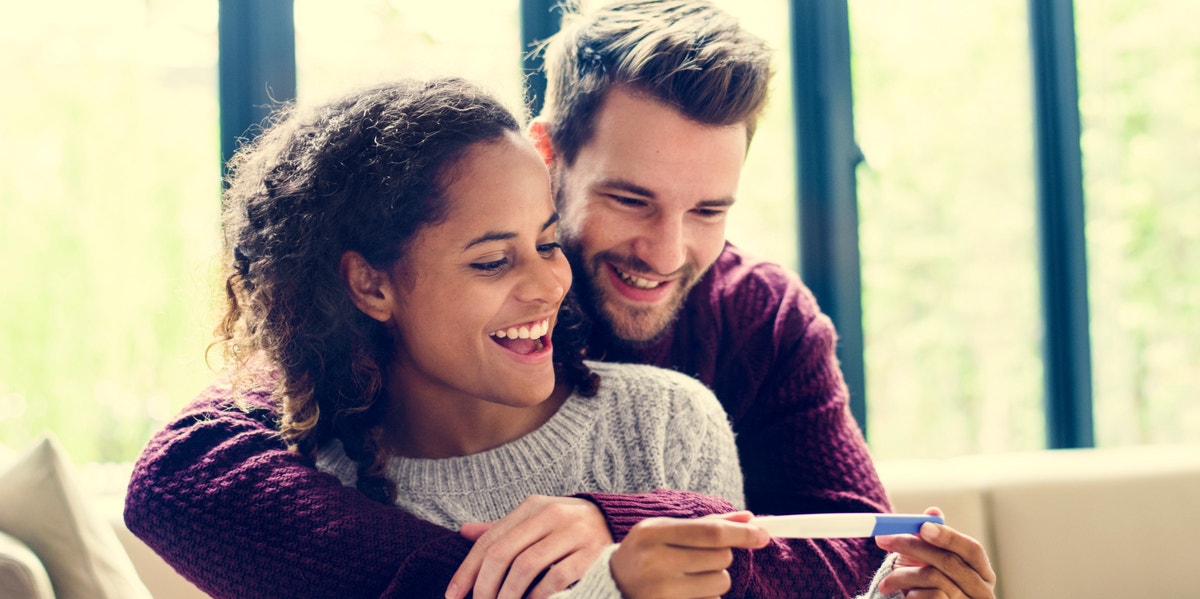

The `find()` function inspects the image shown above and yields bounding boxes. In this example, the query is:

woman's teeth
[489,319,549,340]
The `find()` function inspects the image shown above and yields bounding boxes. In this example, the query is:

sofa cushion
[984,445,1200,599]
[878,445,1200,599]
[0,530,55,599]
[876,457,993,559]
[0,436,152,599]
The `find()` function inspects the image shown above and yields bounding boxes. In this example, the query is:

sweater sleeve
[548,544,622,599]
[854,553,904,599]
[723,262,892,598]
[579,254,893,598]
[123,383,472,599]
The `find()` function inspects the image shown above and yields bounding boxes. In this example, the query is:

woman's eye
[537,242,561,257]
[470,258,508,272]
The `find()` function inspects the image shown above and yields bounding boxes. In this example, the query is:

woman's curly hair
[215,77,598,504]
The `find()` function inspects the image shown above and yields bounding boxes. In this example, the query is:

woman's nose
[516,256,569,303]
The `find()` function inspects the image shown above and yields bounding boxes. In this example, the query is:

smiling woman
[338,131,574,459]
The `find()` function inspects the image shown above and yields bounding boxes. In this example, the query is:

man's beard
[562,238,699,349]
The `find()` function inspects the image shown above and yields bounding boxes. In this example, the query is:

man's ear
[340,250,395,323]
[528,119,556,167]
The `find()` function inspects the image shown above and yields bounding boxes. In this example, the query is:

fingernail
[921,522,941,540]
[445,583,460,599]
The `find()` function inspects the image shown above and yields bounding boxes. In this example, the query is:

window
[849,2,1044,457]
[293,0,525,109]
[1076,0,1200,446]
[710,0,799,269]
[0,0,220,463]
[6,0,1196,464]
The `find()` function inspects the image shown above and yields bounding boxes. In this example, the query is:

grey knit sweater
[316,361,745,598]
[315,361,903,599]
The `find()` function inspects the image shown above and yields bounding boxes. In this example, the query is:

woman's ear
[340,251,395,323]
[528,119,556,167]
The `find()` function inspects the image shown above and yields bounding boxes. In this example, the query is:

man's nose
[632,215,687,275]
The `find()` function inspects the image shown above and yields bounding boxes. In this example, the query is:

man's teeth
[616,268,662,289]
[490,320,550,339]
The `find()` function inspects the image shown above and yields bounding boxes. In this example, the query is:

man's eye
[470,258,508,272]
[611,195,646,208]
[694,208,725,218]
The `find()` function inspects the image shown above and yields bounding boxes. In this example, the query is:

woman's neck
[378,376,572,459]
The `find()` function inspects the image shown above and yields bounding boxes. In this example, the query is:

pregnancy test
[749,513,944,538]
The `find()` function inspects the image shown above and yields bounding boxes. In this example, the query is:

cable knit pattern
[125,243,892,598]
[316,361,743,598]
[314,361,745,529]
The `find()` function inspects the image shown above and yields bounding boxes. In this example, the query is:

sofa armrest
[876,444,1200,599]
[0,530,55,599]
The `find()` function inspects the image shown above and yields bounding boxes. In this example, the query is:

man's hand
[874,507,997,599]
[610,511,770,599]
[446,495,615,599]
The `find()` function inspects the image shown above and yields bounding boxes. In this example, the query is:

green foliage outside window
[1,0,1195,464]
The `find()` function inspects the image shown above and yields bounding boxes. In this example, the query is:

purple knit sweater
[124,243,890,598]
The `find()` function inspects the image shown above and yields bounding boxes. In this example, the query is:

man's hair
[539,0,773,165]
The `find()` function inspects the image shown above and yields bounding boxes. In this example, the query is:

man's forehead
[590,87,750,141]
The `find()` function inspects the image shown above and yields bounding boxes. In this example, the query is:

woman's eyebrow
[462,212,560,250]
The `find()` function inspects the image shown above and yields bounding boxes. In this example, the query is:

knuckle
[518,494,546,510]
[717,568,732,594]
[512,549,547,574]
[693,520,724,542]
[718,548,734,569]
[483,541,515,562]
[629,517,665,537]
[945,552,972,577]
[542,564,577,590]
[543,501,570,519]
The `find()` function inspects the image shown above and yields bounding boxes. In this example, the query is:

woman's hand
[447,495,614,599]
[610,511,770,599]
[874,507,996,599]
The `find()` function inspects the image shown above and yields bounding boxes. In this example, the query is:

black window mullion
[790,0,868,434]
[520,0,562,118]
[218,0,297,182]
[1027,0,1094,448]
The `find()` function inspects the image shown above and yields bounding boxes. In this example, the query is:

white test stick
[748,513,944,538]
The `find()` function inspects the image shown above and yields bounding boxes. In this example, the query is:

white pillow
[0,529,55,599]
[0,435,152,599]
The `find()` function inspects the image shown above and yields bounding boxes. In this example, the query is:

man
[125,2,891,597]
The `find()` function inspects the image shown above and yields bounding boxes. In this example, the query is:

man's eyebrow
[598,178,736,207]
[697,197,737,208]
[596,178,656,199]
[463,212,560,250]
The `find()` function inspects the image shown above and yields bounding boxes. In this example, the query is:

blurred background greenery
[1,0,1196,464]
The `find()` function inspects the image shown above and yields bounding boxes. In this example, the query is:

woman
[192,77,992,598]
[215,77,766,597]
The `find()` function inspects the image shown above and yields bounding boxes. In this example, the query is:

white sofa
[877,443,1200,598]
[11,443,1200,598]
